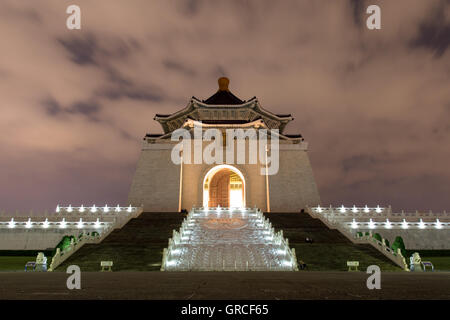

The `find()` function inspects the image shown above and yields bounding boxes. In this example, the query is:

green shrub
[391,236,406,257]
[356,232,363,238]
[53,235,76,256]
[373,233,382,242]
[384,239,390,247]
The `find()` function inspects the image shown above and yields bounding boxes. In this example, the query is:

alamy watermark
[170,125,279,175]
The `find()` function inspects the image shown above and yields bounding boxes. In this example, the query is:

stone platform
[1,271,449,299]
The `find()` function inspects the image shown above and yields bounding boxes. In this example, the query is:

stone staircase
[162,207,298,271]
[57,212,185,271]
[56,209,400,272]
[266,211,401,271]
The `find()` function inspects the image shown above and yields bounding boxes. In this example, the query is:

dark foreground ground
[1,271,449,300]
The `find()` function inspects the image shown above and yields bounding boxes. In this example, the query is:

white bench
[100,261,113,272]
[347,261,359,271]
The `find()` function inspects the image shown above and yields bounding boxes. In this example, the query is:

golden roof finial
[218,77,230,91]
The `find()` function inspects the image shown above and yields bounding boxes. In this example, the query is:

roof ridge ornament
[218,77,230,92]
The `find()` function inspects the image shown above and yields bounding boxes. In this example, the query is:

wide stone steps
[162,208,298,271]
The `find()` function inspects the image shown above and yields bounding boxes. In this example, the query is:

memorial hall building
[128,77,321,212]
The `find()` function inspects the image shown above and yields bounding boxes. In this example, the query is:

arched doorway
[203,165,245,208]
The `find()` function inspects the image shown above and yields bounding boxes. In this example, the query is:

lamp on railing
[115,205,121,212]
[79,205,85,213]
[77,218,83,229]
[364,205,370,213]
[435,219,443,229]
[352,205,358,213]
[401,219,408,229]
[59,218,66,229]
[385,219,392,229]
[340,205,346,213]
[103,205,109,213]
[67,205,73,213]
[316,205,323,213]
[418,219,426,229]
[43,218,49,229]
[56,205,60,213]
[376,205,382,213]
[351,219,358,229]
[368,219,375,229]
[8,218,15,229]
[26,218,32,229]
[91,205,97,213]
[94,218,100,229]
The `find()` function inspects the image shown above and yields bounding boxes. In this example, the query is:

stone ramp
[266,212,401,271]
[57,213,185,271]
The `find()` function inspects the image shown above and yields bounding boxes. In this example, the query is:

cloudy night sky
[0,0,449,213]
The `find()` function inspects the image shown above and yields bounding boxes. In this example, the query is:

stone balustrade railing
[47,206,143,271]
[307,207,410,270]
[355,232,409,271]
[56,204,139,215]
[0,205,143,230]
[48,227,113,271]
[0,217,113,230]
[309,205,450,227]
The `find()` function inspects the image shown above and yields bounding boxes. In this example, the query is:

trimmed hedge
[391,236,406,257]
[53,235,76,256]
[373,233,382,242]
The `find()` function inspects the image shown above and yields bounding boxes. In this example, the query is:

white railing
[345,218,450,230]
[0,217,113,230]
[56,204,140,215]
[307,208,409,271]
[47,206,143,271]
[48,227,113,271]
[0,205,143,230]
[309,205,450,230]
[354,232,409,271]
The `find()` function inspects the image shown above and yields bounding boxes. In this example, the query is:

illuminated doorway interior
[203,165,245,208]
